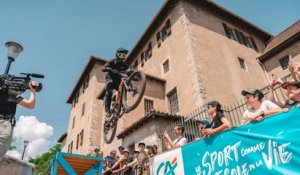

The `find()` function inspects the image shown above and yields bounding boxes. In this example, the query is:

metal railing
[160,76,290,146]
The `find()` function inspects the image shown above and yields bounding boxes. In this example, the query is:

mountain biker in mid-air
[102,48,129,121]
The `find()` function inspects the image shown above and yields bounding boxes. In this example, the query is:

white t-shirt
[241,100,279,125]
[173,136,188,147]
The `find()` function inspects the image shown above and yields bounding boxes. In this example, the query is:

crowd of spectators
[94,142,157,175]
[94,60,300,175]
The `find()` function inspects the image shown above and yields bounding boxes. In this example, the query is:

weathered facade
[64,0,299,156]
[259,20,300,79]
[63,57,107,154]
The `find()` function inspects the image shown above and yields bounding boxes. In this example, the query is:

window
[234,29,243,44]
[76,133,79,149]
[83,74,89,93]
[144,99,154,114]
[249,37,258,51]
[279,55,290,70]
[72,117,75,129]
[73,92,79,107]
[167,88,179,114]
[223,23,235,40]
[165,19,171,35]
[85,74,89,89]
[141,52,145,67]
[162,19,171,41]
[80,129,84,146]
[163,60,170,73]
[161,30,168,42]
[68,141,73,153]
[157,32,162,48]
[157,19,171,47]
[222,23,258,51]
[145,42,152,61]
[238,57,247,70]
[82,103,85,117]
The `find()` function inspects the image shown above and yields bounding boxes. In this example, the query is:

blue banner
[151,107,300,175]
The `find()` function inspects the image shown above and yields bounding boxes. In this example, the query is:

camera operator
[0,81,38,161]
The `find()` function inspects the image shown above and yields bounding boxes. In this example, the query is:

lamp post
[4,41,23,74]
[21,140,29,160]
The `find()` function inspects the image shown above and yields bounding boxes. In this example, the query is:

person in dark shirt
[201,101,230,136]
[102,48,129,119]
[0,82,38,161]
[110,149,133,175]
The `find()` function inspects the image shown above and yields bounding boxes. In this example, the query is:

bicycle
[103,69,146,143]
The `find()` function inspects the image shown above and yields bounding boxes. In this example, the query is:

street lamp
[4,41,23,74]
[21,140,29,160]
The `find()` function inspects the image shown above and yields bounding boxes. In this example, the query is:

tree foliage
[29,144,61,174]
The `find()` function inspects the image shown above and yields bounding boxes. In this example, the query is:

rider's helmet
[116,47,128,60]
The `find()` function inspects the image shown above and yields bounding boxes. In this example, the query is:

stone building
[258,20,300,79]
[63,0,299,155]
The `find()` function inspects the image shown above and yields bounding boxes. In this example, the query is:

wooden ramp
[43,152,103,175]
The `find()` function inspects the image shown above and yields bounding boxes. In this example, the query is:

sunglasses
[117,53,127,58]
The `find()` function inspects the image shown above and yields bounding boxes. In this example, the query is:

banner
[151,107,300,175]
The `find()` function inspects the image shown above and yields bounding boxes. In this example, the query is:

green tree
[29,144,61,174]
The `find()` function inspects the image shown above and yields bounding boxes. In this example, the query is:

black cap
[241,88,258,96]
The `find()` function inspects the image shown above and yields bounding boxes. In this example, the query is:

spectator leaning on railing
[136,142,149,175]
[241,89,282,125]
[118,146,125,156]
[163,124,188,151]
[109,149,134,175]
[268,60,300,108]
[267,74,292,108]
[201,101,231,136]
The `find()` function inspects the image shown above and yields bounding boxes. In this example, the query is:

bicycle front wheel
[122,70,146,112]
[103,117,117,144]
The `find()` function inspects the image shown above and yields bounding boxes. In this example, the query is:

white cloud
[6,150,21,159]
[26,138,52,158]
[14,116,53,141]
[7,116,54,160]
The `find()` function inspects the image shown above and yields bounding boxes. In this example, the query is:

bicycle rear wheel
[122,70,146,112]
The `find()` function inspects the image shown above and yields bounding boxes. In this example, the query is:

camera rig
[0,73,44,92]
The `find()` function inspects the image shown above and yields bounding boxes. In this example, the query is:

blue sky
[0,0,299,157]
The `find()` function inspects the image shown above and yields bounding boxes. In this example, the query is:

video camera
[0,73,44,92]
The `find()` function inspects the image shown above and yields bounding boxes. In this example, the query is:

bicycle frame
[112,76,126,110]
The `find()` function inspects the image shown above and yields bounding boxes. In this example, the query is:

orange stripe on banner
[171,157,177,164]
